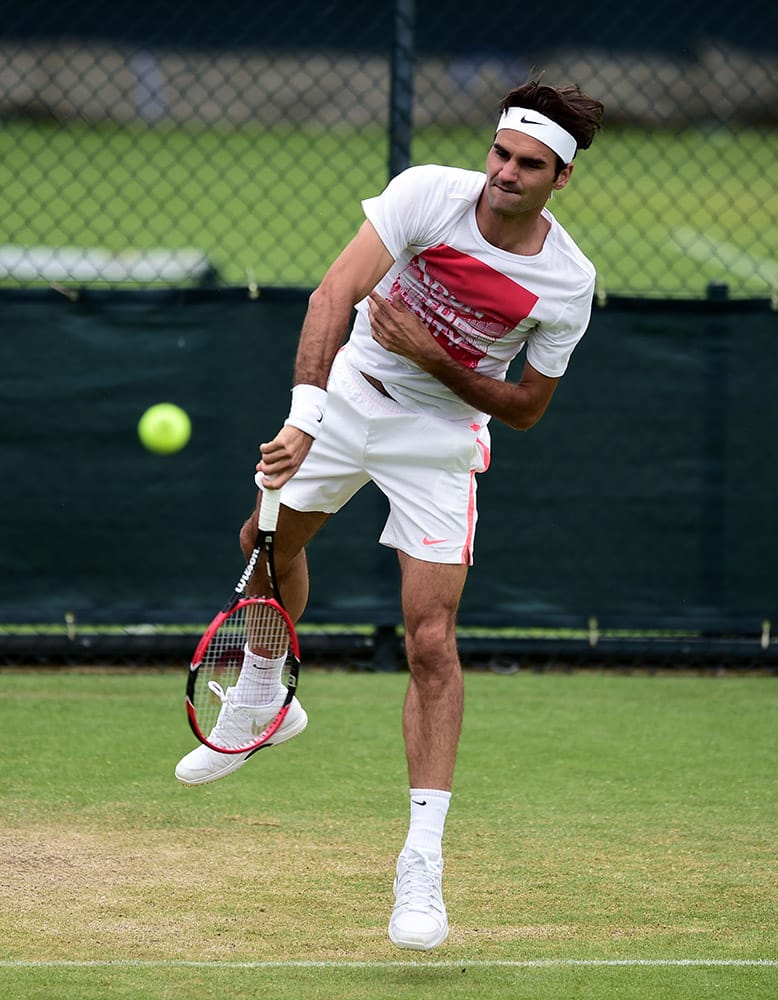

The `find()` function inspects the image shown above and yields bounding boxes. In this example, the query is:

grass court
[0,667,776,998]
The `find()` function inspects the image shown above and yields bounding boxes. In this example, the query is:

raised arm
[293,221,394,387]
[257,221,394,486]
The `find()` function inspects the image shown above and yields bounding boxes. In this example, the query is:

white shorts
[277,350,491,565]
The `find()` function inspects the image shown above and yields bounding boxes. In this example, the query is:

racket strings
[194,600,291,739]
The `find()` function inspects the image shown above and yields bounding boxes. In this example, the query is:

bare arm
[293,221,394,387]
[368,291,559,430]
[258,221,394,485]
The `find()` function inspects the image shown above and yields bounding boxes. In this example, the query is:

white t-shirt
[344,163,596,424]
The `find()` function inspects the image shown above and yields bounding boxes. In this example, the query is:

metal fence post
[388,0,415,179]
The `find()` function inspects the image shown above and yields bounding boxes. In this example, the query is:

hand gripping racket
[185,487,300,753]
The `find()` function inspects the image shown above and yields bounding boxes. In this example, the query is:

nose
[498,159,520,184]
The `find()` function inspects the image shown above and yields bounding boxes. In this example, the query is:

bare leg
[239,493,329,624]
[398,552,468,791]
[388,552,464,950]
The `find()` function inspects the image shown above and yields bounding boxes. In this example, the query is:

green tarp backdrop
[1,294,776,633]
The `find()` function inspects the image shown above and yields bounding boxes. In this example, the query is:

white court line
[1,959,776,970]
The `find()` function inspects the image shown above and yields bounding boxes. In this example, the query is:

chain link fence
[1,0,776,298]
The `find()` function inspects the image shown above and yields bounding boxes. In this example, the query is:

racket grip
[258,486,282,532]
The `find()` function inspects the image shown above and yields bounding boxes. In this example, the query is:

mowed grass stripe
[1,121,776,296]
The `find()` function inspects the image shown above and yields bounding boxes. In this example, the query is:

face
[484,129,573,219]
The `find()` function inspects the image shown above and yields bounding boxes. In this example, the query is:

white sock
[232,645,287,706]
[402,788,451,859]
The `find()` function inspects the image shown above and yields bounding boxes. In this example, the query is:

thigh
[399,551,468,637]
[246,489,328,564]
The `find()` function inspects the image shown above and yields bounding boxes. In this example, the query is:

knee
[239,515,256,559]
[404,618,458,678]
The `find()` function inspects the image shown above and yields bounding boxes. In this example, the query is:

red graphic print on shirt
[390,244,539,368]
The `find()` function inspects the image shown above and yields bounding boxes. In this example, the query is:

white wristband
[283,384,328,439]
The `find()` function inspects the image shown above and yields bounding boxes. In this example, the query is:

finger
[368,290,393,318]
[258,469,292,489]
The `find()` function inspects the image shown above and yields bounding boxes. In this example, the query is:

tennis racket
[185,487,300,754]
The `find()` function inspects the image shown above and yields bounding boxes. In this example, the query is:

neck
[475,192,550,255]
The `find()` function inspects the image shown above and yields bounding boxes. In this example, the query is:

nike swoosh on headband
[497,107,577,164]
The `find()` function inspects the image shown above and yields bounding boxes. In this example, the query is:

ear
[554,162,574,191]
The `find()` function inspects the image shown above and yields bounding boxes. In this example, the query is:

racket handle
[258,486,282,532]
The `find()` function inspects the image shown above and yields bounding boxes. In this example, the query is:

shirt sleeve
[362,165,483,261]
[525,278,595,378]
[361,166,442,259]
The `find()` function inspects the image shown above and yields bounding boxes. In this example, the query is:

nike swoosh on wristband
[520,115,546,125]
[422,536,448,546]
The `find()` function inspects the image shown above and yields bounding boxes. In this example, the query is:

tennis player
[176,79,604,951]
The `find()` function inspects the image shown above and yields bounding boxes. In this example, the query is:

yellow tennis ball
[137,403,191,454]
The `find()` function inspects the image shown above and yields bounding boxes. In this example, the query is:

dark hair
[499,80,604,171]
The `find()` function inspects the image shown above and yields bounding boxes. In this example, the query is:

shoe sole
[175,706,308,786]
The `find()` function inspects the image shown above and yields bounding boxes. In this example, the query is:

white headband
[496,107,577,165]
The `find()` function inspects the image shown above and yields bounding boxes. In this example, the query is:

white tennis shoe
[174,686,307,786]
[388,847,449,950]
